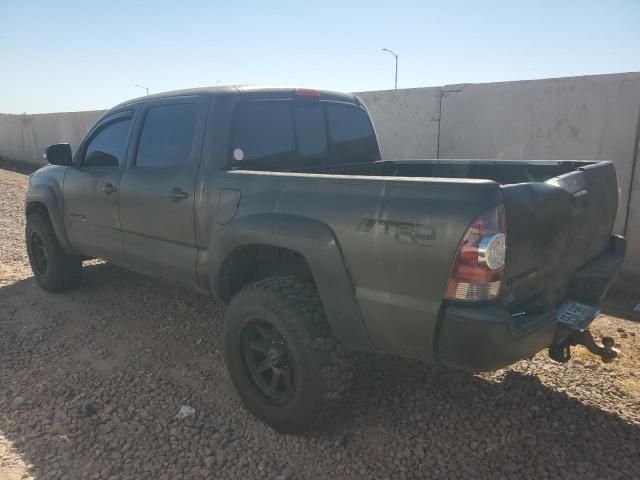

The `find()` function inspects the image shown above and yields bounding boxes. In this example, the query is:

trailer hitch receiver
[549,330,617,363]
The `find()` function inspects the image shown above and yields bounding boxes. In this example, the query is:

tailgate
[499,161,618,309]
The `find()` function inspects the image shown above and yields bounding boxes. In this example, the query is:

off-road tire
[224,276,352,433]
[26,211,82,292]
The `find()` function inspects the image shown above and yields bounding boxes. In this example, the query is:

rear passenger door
[118,96,209,287]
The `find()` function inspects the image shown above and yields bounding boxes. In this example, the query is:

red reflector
[294,88,321,98]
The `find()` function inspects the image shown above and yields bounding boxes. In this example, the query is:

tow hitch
[548,330,618,363]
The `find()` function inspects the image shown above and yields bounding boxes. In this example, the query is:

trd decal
[356,218,436,246]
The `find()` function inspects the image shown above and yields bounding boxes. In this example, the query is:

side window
[231,103,295,163]
[136,103,198,168]
[326,104,377,158]
[83,117,132,167]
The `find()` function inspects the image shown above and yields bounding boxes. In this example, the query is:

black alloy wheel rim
[30,232,48,276]
[241,319,295,403]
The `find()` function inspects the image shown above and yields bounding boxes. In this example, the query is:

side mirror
[45,143,73,166]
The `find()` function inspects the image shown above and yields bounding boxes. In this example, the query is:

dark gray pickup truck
[25,86,625,432]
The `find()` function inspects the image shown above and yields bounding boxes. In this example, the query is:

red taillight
[445,205,507,301]
[294,88,321,98]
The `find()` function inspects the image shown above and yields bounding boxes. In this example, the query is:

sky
[1,0,639,114]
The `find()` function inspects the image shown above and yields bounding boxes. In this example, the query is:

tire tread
[225,276,352,431]
[26,211,82,292]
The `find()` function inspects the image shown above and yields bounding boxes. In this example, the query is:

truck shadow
[601,286,640,324]
[0,262,638,479]
[331,354,638,477]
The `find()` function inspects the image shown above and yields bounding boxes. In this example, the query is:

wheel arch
[218,244,314,301]
[25,183,72,252]
[209,213,374,352]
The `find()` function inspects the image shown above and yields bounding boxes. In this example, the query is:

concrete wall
[437,73,640,235]
[358,73,640,280]
[357,88,441,159]
[0,110,105,166]
[1,73,639,280]
[626,140,640,283]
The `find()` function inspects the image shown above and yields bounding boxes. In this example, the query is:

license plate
[556,300,600,330]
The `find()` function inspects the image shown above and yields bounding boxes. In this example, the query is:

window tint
[84,117,132,167]
[230,100,379,168]
[326,104,377,158]
[231,103,295,163]
[136,103,198,168]
[293,104,327,157]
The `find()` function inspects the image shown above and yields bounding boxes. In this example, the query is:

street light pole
[135,84,150,96]
[381,48,398,90]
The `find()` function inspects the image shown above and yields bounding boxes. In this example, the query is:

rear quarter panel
[202,170,503,361]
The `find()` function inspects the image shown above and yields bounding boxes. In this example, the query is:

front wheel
[224,276,352,433]
[26,211,82,292]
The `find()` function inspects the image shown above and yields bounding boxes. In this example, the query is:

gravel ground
[1,167,639,480]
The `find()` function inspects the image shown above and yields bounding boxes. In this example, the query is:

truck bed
[226,158,619,361]
[291,158,595,184]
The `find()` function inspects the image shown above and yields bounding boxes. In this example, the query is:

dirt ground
[1,167,639,480]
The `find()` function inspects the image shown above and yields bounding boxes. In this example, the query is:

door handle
[101,183,118,195]
[166,187,189,202]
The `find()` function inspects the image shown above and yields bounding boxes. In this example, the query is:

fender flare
[209,213,374,352]
[26,183,73,252]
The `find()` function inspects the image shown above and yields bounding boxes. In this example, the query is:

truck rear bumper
[436,235,626,372]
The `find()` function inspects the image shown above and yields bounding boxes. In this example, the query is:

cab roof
[114,86,360,109]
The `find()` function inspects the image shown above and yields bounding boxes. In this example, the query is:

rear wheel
[26,211,82,292]
[224,276,352,433]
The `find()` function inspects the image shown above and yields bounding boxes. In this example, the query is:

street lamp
[381,48,398,90]
[135,84,150,96]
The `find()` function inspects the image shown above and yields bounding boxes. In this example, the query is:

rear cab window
[231,102,295,164]
[230,99,379,170]
[326,104,377,157]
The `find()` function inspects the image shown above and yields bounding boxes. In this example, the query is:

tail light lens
[445,205,506,301]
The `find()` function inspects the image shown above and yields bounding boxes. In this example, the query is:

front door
[63,111,134,262]
[118,96,209,287]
